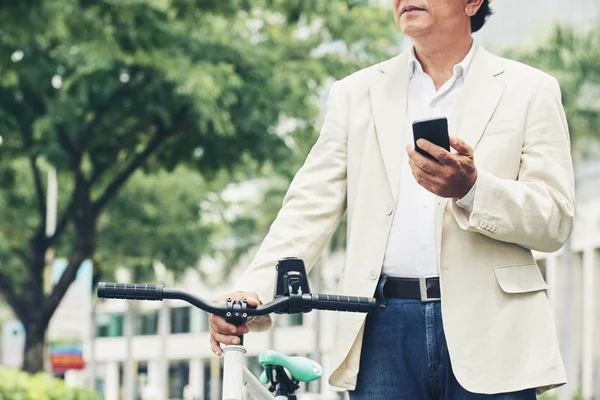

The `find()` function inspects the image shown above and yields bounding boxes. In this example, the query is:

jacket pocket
[493,263,548,294]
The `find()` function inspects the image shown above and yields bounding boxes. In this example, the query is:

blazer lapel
[369,53,410,202]
[437,46,506,267]
[450,46,506,151]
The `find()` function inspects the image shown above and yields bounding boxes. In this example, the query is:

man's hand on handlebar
[209,291,261,356]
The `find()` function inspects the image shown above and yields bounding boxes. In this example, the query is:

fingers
[414,139,447,162]
[408,158,436,180]
[210,336,222,356]
[406,150,439,175]
[406,145,443,182]
[209,315,249,335]
[209,314,238,335]
[408,159,439,193]
[212,331,241,346]
[242,292,261,307]
[449,136,473,157]
[222,291,261,307]
[209,291,261,355]
[209,317,250,355]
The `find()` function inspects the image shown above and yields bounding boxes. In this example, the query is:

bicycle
[97,257,377,400]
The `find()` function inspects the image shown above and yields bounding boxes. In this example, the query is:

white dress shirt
[382,42,477,278]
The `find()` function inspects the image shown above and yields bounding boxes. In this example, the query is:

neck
[412,29,473,89]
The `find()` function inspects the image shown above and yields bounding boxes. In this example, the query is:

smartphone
[412,117,450,161]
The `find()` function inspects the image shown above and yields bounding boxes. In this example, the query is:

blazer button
[368,270,378,280]
[385,206,394,216]
[479,220,487,229]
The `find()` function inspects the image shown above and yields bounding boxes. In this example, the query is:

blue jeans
[349,278,537,400]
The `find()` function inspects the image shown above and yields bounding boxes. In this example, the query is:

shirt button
[368,270,378,280]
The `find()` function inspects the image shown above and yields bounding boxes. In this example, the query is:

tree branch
[10,247,29,265]
[57,128,77,156]
[47,196,76,247]
[91,132,169,214]
[91,105,190,214]
[88,123,153,187]
[78,76,148,149]
[20,81,46,116]
[29,156,46,224]
[42,254,86,325]
[0,271,28,323]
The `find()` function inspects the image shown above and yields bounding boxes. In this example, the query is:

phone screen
[412,117,450,161]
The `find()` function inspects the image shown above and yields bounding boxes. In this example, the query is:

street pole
[44,167,58,293]
[44,167,58,374]
[123,302,135,400]
[89,305,97,392]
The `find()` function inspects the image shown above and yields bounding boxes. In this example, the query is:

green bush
[0,368,101,400]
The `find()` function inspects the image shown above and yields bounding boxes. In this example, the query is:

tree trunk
[17,222,95,374]
[21,240,48,374]
[22,320,47,374]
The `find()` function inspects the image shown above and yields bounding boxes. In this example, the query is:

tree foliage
[0,0,399,372]
[505,23,600,159]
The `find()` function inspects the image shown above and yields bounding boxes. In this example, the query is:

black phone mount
[224,257,311,343]
[273,257,311,314]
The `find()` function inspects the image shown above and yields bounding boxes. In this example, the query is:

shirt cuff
[455,178,477,215]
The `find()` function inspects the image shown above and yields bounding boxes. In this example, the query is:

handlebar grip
[307,294,377,313]
[97,282,164,301]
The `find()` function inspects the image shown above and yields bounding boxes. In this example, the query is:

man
[209,0,575,399]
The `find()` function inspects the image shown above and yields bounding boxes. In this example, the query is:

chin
[399,23,428,38]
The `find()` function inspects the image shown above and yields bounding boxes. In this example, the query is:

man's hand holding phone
[406,135,477,200]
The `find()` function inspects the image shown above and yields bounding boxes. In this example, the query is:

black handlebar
[306,294,375,313]
[98,283,164,301]
[97,282,377,316]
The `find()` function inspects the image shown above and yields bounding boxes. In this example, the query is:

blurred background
[0,0,598,399]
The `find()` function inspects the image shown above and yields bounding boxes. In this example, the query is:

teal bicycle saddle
[258,350,323,384]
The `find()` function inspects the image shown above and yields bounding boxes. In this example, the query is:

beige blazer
[234,45,575,395]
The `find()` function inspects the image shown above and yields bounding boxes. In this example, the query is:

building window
[168,360,189,399]
[96,313,124,337]
[171,307,191,334]
[135,361,149,400]
[135,311,158,336]
[246,356,263,380]
[198,311,209,332]
[203,359,224,400]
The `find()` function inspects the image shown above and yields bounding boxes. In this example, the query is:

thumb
[238,292,261,307]
[450,136,472,156]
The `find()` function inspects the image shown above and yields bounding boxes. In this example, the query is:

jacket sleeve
[452,76,575,253]
[232,81,348,331]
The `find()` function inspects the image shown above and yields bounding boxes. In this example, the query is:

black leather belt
[383,276,441,302]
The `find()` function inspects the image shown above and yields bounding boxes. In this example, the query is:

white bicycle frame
[222,344,289,400]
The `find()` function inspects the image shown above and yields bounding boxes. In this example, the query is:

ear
[465,0,485,17]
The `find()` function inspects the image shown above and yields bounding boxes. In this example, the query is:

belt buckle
[419,277,440,302]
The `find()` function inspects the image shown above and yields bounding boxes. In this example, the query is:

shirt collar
[408,40,477,79]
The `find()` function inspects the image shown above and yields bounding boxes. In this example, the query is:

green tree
[0,0,398,372]
[505,24,600,157]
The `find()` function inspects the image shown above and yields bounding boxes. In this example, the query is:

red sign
[49,343,85,372]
